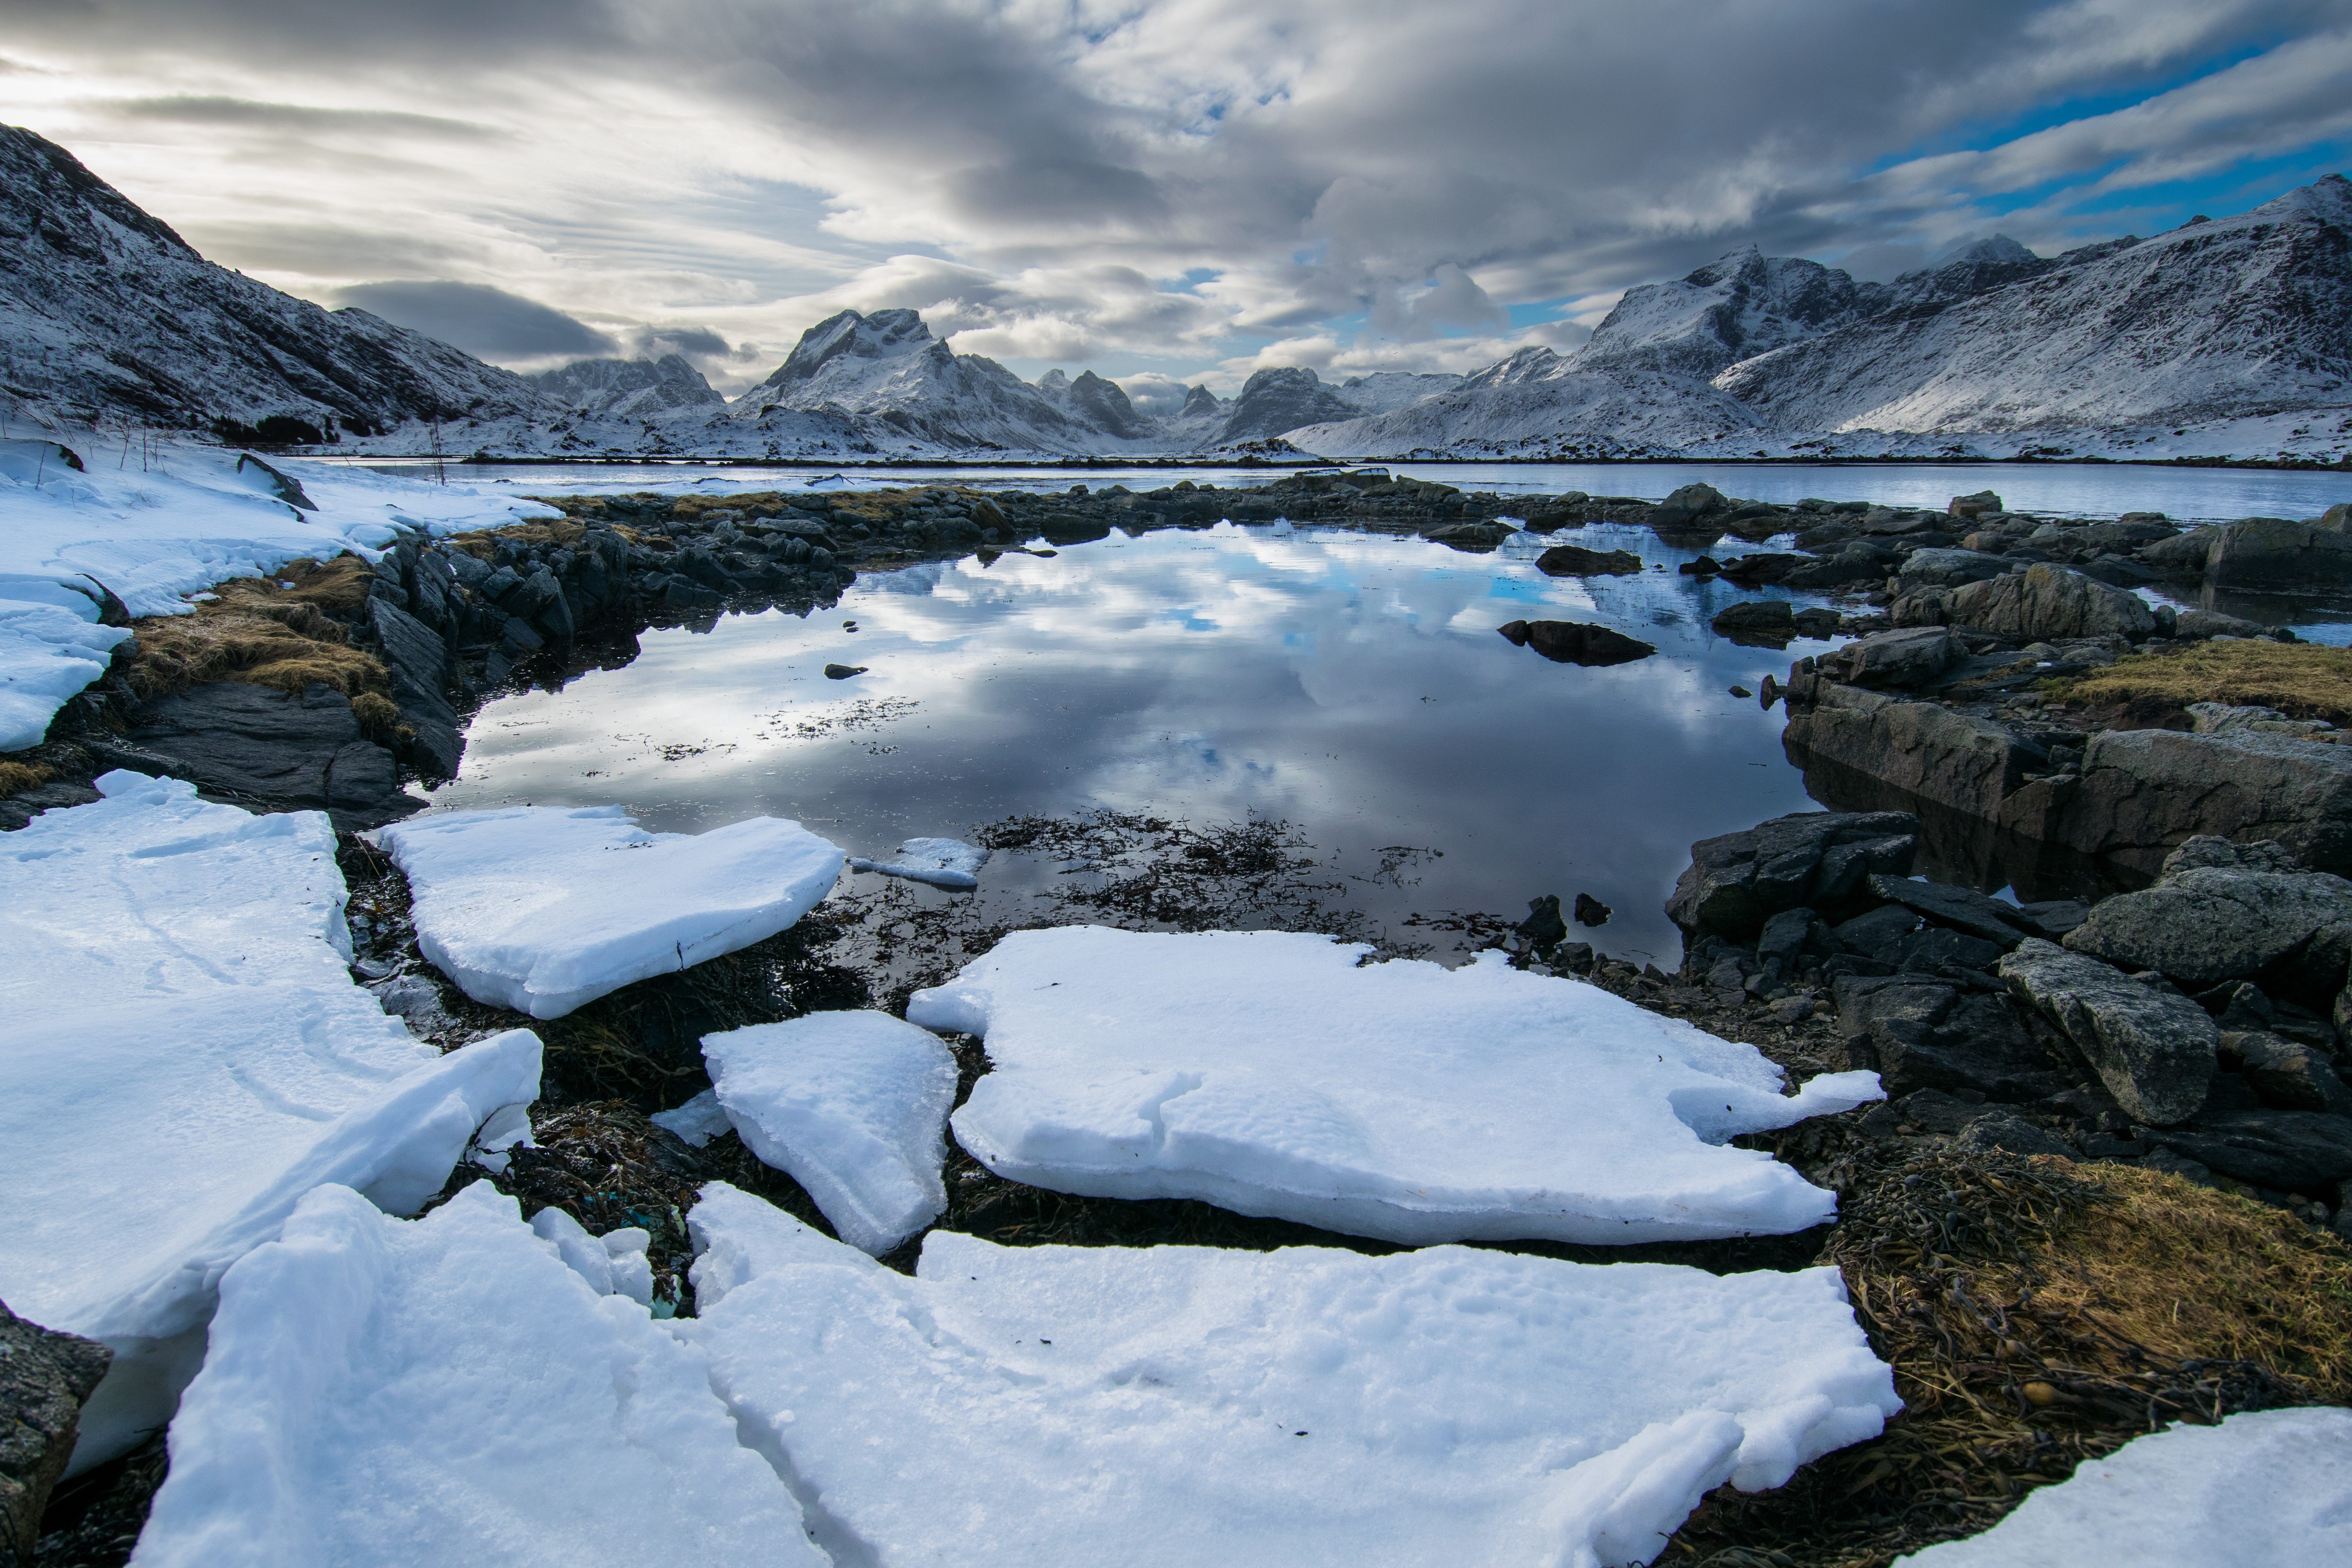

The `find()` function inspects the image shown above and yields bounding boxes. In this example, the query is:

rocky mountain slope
[525,354,724,421]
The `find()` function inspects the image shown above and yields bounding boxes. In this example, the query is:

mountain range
[4,121,2347,462]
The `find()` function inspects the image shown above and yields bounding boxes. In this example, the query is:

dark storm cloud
[333,281,616,361]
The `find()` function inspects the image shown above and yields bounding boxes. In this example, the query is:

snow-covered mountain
[525,354,724,420]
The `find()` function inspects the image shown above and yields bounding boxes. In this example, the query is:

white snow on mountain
[525,354,726,421]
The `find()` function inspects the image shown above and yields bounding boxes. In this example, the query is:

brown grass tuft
[349,691,401,732]
[2057,641,2352,723]
[0,760,55,796]
[128,557,388,700]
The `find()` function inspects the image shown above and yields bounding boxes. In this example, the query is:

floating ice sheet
[1896,1408,2352,1566]
[911,927,1882,1244]
[130,1183,818,1568]
[703,1011,958,1255]
[682,1183,1901,1568]
[846,836,990,890]
[0,773,541,1467]
[374,804,844,1018]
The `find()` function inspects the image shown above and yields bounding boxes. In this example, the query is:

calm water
[337,457,2352,525]
[429,521,1837,966]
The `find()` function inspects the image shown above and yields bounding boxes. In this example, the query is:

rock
[0,1301,111,1567]
[116,682,407,829]
[661,579,723,614]
[1818,626,1960,688]
[1865,873,2037,949]
[1999,938,2219,1125]
[367,598,462,780]
[2025,727,2352,875]
[2144,1108,2352,1192]
[1535,544,1644,577]
[1898,547,2008,588]
[1948,489,2003,519]
[2014,898,2091,937]
[2174,607,2268,640]
[1514,895,1567,953]
[1572,892,1611,927]
[1945,562,2156,642]
[1678,556,1722,576]
[1896,925,2009,973]
[2204,517,2352,589]
[1667,809,1919,939]
[1832,975,2069,1100]
[823,664,867,680]
[1650,482,1729,532]
[0,781,102,833]
[1783,685,2036,821]
[1710,600,1796,646]
[1508,621,1655,667]
[2187,703,2334,739]
[2227,1031,2352,1115]
[1424,520,1514,552]
[1834,903,1920,961]
[1957,1109,2078,1159]
[1792,607,1841,638]
[2062,860,2352,985]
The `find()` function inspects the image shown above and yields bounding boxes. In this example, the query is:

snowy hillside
[525,355,725,421]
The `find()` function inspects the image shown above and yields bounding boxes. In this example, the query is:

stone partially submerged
[131,1183,817,1568]
[682,1184,1902,1568]
[374,804,845,1018]
[911,928,1883,1245]
[0,773,542,1469]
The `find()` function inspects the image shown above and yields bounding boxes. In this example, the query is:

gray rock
[1948,489,2004,519]
[1,1301,111,1566]
[2227,1031,2352,1115]
[1897,925,2009,973]
[367,598,462,780]
[1819,626,1960,688]
[1834,902,1920,960]
[1783,685,2036,821]
[1945,563,2156,641]
[1534,544,1644,576]
[2175,607,2269,640]
[1710,600,1796,645]
[1834,975,2070,1099]
[1668,809,1919,939]
[2138,527,2220,573]
[119,682,408,829]
[2062,862,2352,985]
[1898,547,2008,589]
[1866,873,2037,949]
[1999,938,2219,1125]
[2162,835,2303,874]
[2144,1108,2352,1192]
[1757,907,1819,963]
[1957,1110,2080,1159]
[2204,516,2352,589]
[2013,898,2091,937]
[2016,727,2352,875]
[1651,482,1730,532]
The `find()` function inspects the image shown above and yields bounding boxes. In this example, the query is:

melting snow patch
[846,836,990,889]
[681,1183,1901,1568]
[130,1183,818,1568]
[911,927,1883,1245]
[0,772,541,1468]
[650,1087,733,1148]
[373,804,845,1019]
[703,1011,958,1255]
[1894,1407,2352,1566]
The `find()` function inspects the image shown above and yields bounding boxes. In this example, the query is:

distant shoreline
[286,451,2352,473]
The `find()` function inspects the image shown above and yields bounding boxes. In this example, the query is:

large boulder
[105,682,409,829]
[2203,517,2352,590]
[1497,620,1654,666]
[2017,727,2352,875]
[1998,939,2218,1125]
[1710,600,1796,646]
[1535,544,1643,577]
[2062,840,2352,985]
[1783,685,2034,821]
[1650,482,1729,533]
[1831,976,2072,1101]
[1,1301,111,1566]
[1816,627,1960,689]
[1667,809,1918,939]
[1897,548,2007,589]
[367,598,462,780]
[1865,873,2041,948]
[1944,562,2156,641]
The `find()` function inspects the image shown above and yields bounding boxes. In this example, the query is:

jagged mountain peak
[527,354,723,420]
[761,307,935,389]
[2250,171,2352,225]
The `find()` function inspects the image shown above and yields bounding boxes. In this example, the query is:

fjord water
[431,522,1827,965]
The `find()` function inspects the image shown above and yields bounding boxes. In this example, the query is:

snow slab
[910,928,1882,1245]
[846,835,991,890]
[130,1183,819,1568]
[651,1087,733,1147]
[703,1011,958,1254]
[373,804,845,1019]
[1897,1407,2352,1566]
[681,1183,1902,1568]
[0,436,559,750]
[0,772,542,1468]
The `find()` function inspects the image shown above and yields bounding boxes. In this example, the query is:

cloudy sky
[8,1,2351,407]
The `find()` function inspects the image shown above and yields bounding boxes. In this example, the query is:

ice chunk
[1897,1408,2352,1565]
[703,1011,958,1255]
[130,1183,819,1567]
[650,1088,732,1148]
[0,773,542,1469]
[911,928,1882,1245]
[846,836,990,890]
[374,804,845,1019]
[682,1183,1901,1568]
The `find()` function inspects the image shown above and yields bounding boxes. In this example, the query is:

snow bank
[910,928,1881,1245]
[0,772,541,1467]
[847,836,991,889]
[373,804,845,1019]
[131,1183,818,1568]
[1897,1408,2352,1566]
[682,1183,1901,1568]
[702,1012,958,1254]
[0,437,559,750]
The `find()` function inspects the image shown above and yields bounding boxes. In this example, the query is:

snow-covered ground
[1895,1407,2352,1566]
[702,1011,959,1255]
[372,804,845,1018]
[130,1182,820,1568]
[0,434,559,750]
[0,771,542,1467]
[912,928,1884,1245]
[681,1182,1902,1568]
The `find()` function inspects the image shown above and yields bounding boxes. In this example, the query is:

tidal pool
[430,520,1847,966]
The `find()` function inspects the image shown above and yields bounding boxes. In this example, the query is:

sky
[7,0,2352,409]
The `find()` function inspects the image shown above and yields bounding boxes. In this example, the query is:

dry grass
[2056,640,2352,723]
[0,760,55,796]
[127,556,389,701]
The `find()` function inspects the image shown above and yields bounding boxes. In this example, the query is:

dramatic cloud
[6,0,2349,394]
[332,281,616,364]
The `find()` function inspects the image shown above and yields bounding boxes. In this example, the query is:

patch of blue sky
[1486,577,1557,605]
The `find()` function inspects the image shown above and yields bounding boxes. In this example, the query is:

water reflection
[431,523,1840,964]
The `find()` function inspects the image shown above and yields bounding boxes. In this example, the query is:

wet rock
[2025,727,2352,875]
[2226,1031,2352,1115]
[1424,520,1515,552]
[2062,853,2352,985]
[1945,563,2156,642]
[1999,938,2219,1125]
[1572,892,1611,927]
[1784,685,2037,821]
[1,1301,111,1567]
[1500,620,1655,667]
[1678,556,1722,576]
[1535,544,1643,577]
[2144,1108,2352,1192]
[1514,894,1567,954]
[1710,600,1796,646]
[2204,516,2352,590]
[113,682,408,829]
[1792,607,1841,638]
[1865,873,2038,949]
[823,663,867,680]
[0,781,102,833]
[1667,809,1918,939]
[1817,626,1960,689]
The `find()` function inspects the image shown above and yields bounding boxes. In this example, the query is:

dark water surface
[431,521,1840,966]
